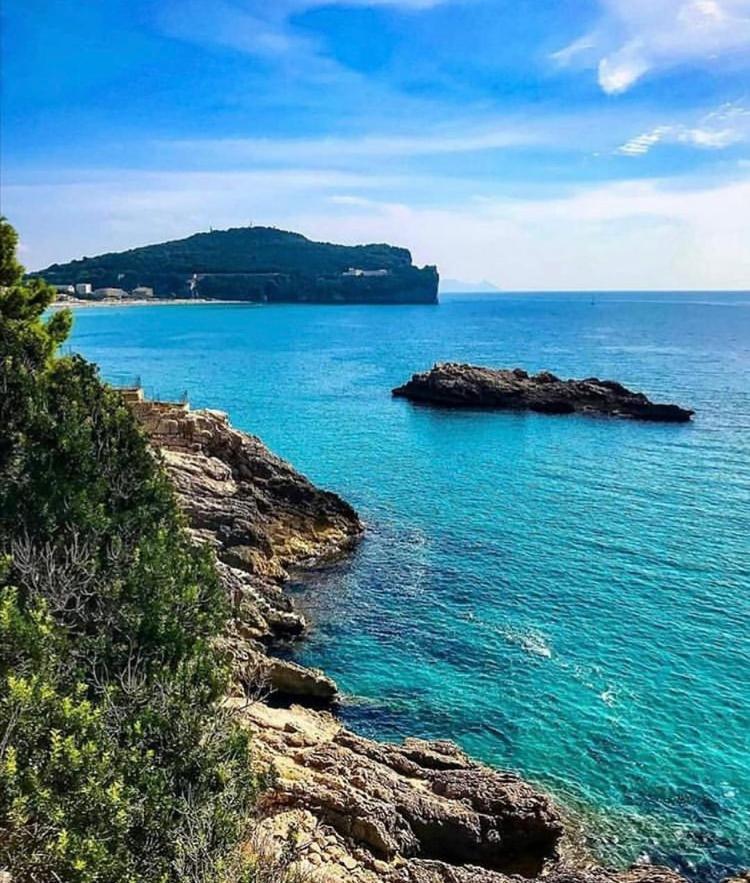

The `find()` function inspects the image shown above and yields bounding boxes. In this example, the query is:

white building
[55,284,75,295]
[343,268,390,278]
[75,283,92,296]
[130,286,154,299]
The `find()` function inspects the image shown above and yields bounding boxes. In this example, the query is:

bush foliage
[0,218,257,882]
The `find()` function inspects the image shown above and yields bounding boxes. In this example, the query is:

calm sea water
[66,293,750,881]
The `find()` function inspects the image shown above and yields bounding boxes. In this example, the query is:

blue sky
[2,0,750,289]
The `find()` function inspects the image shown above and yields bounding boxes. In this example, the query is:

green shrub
[0,218,257,882]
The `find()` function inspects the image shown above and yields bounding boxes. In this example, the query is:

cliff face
[34,226,439,304]
[125,390,362,700]
[126,390,687,883]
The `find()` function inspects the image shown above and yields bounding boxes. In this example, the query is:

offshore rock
[393,364,693,423]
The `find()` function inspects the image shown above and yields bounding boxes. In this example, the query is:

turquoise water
[66,293,750,881]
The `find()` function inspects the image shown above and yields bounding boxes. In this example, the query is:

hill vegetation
[33,226,439,304]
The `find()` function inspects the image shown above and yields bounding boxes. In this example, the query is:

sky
[2,0,750,290]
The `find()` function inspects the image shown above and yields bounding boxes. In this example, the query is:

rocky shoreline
[393,364,694,422]
[125,389,361,701]
[126,389,689,883]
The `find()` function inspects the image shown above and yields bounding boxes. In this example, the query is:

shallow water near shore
[66,292,750,881]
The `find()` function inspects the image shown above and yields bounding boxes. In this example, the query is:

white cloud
[618,126,672,156]
[555,0,750,93]
[680,126,743,147]
[6,165,750,291]
[162,104,706,168]
[165,125,541,164]
[303,175,750,290]
[157,0,317,61]
[550,35,598,65]
[598,47,650,95]
[618,103,750,155]
[2,168,413,267]
[300,0,448,6]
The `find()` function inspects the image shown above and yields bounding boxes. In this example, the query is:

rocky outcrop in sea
[125,388,688,883]
[393,364,693,422]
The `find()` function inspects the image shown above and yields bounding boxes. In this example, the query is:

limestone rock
[241,704,562,877]
[128,397,363,648]
[238,703,687,883]
[265,656,338,701]
[385,861,688,883]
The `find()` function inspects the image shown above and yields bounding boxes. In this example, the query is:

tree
[0,218,257,882]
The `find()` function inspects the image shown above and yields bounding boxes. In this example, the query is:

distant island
[32,226,439,305]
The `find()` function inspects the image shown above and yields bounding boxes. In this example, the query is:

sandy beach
[49,298,245,309]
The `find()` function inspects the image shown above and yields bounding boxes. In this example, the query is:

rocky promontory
[124,389,362,700]
[123,388,689,883]
[239,701,687,883]
[393,364,693,422]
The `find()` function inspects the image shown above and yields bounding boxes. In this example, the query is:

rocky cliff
[34,226,439,304]
[126,389,688,883]
[393,364,693,422]
[125,389,362,700]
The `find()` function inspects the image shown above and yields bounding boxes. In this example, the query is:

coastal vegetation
[0,218,260,882]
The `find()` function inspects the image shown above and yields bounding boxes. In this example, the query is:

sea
[65,292,750,881]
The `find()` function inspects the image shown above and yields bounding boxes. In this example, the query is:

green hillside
[34,226,439,304]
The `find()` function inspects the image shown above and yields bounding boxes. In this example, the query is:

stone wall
[124,389,223,455]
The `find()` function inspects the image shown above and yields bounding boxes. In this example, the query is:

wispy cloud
[619,127,673,156]
[227,167,728,293]
[156,0,451,65]
[156,0,319,62]
[160,103,702,169]
[555,0,750,94]
[292,173,750,289]
[2,167,414,267]
[164,125,543,165]
[304,0,449,6]
[618,103,750,155]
